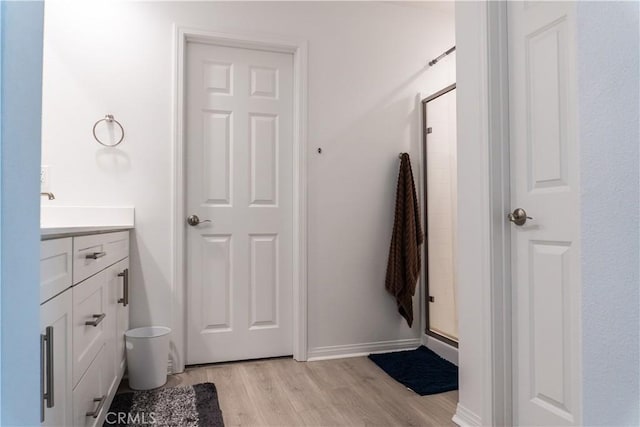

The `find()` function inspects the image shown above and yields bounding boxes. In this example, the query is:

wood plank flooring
[122,356,458,426]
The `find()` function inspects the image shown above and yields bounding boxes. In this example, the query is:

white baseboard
[423,334,459,366]
[307,338,421,361]
[452,403,482,427]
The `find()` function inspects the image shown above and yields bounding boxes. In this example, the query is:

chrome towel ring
[92,114,125,147]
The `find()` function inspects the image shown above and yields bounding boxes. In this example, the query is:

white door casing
[185,41,295,364]
[508,2,581,426]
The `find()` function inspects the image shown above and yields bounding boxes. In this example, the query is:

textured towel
[385,153,423,327]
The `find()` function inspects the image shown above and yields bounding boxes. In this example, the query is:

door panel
[203,111,232,205]
[249,234,279,328]
[186,42,294,364]
[249,114,278,206]
[508,2,581,425]
[200,235,232,332]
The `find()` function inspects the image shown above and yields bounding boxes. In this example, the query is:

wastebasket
[125,326,171,390]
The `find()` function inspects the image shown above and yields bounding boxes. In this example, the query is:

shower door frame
[422,83,458,349]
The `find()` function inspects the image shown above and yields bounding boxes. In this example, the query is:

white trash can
[125,326,171,390]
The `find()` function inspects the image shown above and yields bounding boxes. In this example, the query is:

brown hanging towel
[385,153,424,327]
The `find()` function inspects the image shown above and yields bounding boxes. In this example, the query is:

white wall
[577,2,639,425]
[41,1,455,362]
[423,50,456,93]
[1,2,44,424]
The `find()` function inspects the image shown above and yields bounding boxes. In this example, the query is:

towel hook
[92,114,125,147]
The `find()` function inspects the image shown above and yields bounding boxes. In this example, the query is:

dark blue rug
[368,346,458,395]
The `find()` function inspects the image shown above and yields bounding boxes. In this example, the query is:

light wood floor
[124,356,458,427]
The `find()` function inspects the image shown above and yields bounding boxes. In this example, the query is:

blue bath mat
[368,345,458,395]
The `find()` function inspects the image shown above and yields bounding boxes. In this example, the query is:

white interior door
[508,2,581,426]
[425,87,458,342]
[185,42,294,365]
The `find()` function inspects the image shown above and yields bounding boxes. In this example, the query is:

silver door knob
[508,208,533,226]
[186,214,212,226]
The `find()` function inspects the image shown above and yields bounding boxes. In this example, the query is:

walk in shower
[422,84,458,347]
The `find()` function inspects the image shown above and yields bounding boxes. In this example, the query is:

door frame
[170,26,309,373]
[454,2,513,426]
[472,2,582,425]
[485,2,512,425]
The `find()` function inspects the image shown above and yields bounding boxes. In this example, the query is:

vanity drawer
[72,345,107,427]
[40,238,73,304]
[72,270,108,387]
[73,231,129,285]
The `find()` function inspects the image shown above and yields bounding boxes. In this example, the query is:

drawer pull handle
[40,326,54,422]
[117,268,129,307]
[86,395,106,418]
[85,313,106,327]
[85,251,106,260]
[40,332,45,422]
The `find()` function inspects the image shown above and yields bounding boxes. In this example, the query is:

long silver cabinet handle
[40,326,54,422]
[117,268,129,307]
[85,313,106,327]
[86,395,107,418]
[40,332,45,422]
[45,326,54,409]
[85,251,106,260]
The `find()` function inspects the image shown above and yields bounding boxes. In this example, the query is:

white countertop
[41,225,133,239]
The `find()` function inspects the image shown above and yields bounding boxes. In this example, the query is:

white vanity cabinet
[40,230,130,427]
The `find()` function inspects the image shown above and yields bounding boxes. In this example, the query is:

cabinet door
[104,258,129,396]
[41,289,73,427]
[115,259,129,375]
[72,271,108,386]
[40,238,72,304]
[72,346,106,427]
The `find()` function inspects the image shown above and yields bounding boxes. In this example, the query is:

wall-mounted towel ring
[92,114,125,147]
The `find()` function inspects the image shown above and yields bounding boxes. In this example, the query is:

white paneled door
[508,2,581,426]
[185,42,294,364]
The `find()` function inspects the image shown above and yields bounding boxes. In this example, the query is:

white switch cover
[41,166,51,192]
